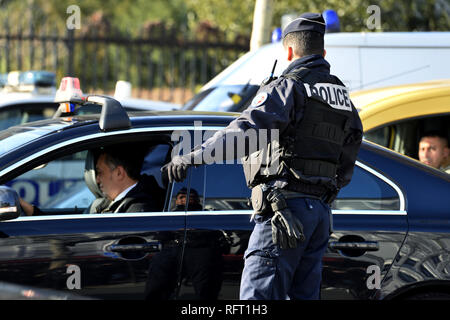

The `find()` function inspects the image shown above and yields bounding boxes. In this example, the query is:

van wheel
[405,292,450,300]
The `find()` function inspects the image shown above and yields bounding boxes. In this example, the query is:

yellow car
[351,80,450,160]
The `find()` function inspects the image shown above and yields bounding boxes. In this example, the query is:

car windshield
[0,123,66,156]
[182,84,259,112]
[0,103,57,131]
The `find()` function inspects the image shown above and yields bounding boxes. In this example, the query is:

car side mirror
[0,186,22,221]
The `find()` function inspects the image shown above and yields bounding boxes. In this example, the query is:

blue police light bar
[19,71,56,87]
[323,9,340,33]
[271,27,282,42]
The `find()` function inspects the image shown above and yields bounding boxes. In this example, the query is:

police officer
[162,12,362,300]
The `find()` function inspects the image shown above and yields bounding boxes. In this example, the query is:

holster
[250,185,271,216]
[266,188,288,212]
[323,187,339,205]
[251,185,288,216]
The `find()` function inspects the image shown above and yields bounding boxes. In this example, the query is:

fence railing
[0,22,249,104]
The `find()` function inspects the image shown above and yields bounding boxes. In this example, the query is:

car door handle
[107,242,162,253]
[328,241,379,251]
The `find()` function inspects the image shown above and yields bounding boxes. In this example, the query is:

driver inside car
[19,144,165,215]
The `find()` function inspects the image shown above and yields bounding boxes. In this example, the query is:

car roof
[9,110,240,131]
[0,93,55,107]
[350,79,450,131]
[0,92,179,111]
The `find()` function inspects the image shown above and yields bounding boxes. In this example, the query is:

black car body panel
[0,111,449,300]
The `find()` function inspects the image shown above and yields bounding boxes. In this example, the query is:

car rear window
[333,165,401,211]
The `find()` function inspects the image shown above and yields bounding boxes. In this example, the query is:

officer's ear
[323,49,326,58]
[286,46,294,62]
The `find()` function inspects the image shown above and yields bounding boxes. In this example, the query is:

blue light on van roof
[19,71,56,87]
[323,9,340,33]
[271,27,282,42]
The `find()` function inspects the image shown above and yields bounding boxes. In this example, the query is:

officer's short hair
[282,30,324,57]
[98,144,146,181]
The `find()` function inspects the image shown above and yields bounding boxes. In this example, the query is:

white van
[325,32,450,91]
[184,32,450,112]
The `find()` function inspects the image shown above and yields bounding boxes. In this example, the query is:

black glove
[270,208,305,249]
[161,155,192,183]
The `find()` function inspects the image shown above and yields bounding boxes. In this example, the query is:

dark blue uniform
[240,196,330,299]
[189,54,362,300]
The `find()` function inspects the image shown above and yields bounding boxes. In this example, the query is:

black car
[0,97,449,300]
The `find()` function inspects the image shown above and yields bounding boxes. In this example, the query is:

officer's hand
[270,208,305,249]
[161,155,192,183]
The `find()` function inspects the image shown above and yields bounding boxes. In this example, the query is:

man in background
[418,131,450,174]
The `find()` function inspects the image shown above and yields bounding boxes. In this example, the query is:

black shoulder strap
[282,67,311,83]
[285,67,345,88]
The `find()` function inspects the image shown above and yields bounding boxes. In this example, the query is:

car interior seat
[140,144,170,189]
[83,149,108,213]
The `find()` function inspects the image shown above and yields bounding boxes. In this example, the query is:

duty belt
[286,182,329,198]
[255,183,327,201]
[279,189,323,200]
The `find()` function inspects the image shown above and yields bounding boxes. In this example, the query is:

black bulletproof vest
[243,67,352,192]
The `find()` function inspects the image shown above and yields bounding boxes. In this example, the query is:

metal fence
[0,21,249,104]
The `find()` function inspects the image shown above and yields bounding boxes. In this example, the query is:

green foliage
[184,0,255,41]
[1,0,448,38]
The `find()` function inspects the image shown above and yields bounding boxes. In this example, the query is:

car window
[169,178,192,212]
[364,114,450,161]
[6,150,90,208]
[175,162,400,212]
[333,165,400,211]
[6,140,172,214]
[184,163,251,211]
[364,127,391,148]
[0,103,57,131]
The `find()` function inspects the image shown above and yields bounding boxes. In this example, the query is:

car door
[121,121,408,300]
[321,161,408,300]
[181,160,408,300]
[0,132,186,300]
[0,212,185,299]
[179,163,253,300]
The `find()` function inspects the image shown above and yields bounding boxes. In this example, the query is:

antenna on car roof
[53,77,131,132]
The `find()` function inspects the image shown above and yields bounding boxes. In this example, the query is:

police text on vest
[303,83,352,111]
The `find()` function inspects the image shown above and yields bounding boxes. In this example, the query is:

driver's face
[96,154,119,200]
